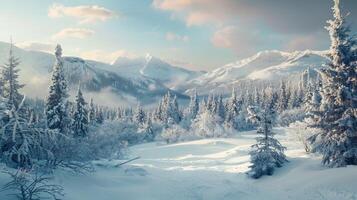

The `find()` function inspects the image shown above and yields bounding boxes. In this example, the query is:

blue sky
[0,0,356,71]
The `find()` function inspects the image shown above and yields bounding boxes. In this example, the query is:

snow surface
[2,127,356,200]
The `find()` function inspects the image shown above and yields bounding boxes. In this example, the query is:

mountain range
[0,41,330,106]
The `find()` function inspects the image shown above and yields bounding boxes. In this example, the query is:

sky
[0,0,356,71]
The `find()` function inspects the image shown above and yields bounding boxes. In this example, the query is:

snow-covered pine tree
[191,101,225,138]
[170,95,181,123]
[88,98,96,124]
[133,104,146,126]
[45,44,70,134]
[186,90,199,121]
[140,117,155,142]
[288,87,300,109]
[308,0,357,167]
[72,87,89,137]
[216,95,226,120]
[277,80,288,113]
[247,101,287,179]
[0,97,35,168]
[153,99,164,122]
[253,87,261,107]
[95,107,104,124]
[1,41,24,109]
[225,88,241,129]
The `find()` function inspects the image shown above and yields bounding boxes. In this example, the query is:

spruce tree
[1,42,24,109]
[216,95,225,120]
[170,95,181,123]
[88,98,96,124]
[72,87,89,137]
[133,104,146,126]
[277,80,288,113]
[142,117,155,142]
[45,44,70,134]
[247,101,287,179]
[225,88,241,129]
[309,0,357,167]
[95,107,104,124]
[187,91,199,121]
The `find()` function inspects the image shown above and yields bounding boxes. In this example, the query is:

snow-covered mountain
[0,40,331,105]
[110,54,203,88]
[0,42,187,106]
[178,50,329,95]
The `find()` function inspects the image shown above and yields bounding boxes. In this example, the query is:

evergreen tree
[1,42,24,109]
[170,95,181,123]
[253,87,261,106]
[309,0,357,167]
[216,95,225,120]
[225,88,241,129]
[133,104,146,126]
[247,102,287,179]
[88,98,96,124]
[277,80,288,113]
[186,91,199,121]
[95,107,104,124]
[141,117,155,142]
[72,88,89,137]
[45,45,70,134]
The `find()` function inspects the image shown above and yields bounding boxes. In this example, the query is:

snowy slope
[1,128,355,200]
[111,54,203,88]
[179,50,329,95]
[0,42,186,106]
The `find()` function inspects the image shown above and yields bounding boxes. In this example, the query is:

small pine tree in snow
[45,44,70,134]
[187,91,199,121]
[308,0,357,167]
[216,95,225,120]
[247,102,287,179]
[1,42,24,109]
[95,107,104,124]
[133,104,146,126]
[72,87,89,137]
[88,98,96,124]
[139,117,155,142]
[225,88,241,129]
[170,95,181,123]
[253,87,261,106]
[277,80,288,113]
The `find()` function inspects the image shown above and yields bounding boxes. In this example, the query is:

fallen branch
[114,156,140,168]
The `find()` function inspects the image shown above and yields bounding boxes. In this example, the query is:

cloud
[153,0,357,32]
[52,28,94,40]
[16,41,56,53]
[80,50,137,64]
[48,3,117,24]
[153,0,357,54]
[211,26,265,57]
[284,32,329,51]
[166,32,189,42]
[153,0,237,26]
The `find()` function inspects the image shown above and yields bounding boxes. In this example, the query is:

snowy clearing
[1,127,354,200]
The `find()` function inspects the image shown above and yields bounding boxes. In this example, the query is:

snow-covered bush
[86,125,128,160]
[161,124,196,143]
[1,169,64,200]
[191,108,227,138]
[289,121,321,153]
[277,108,306,127]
